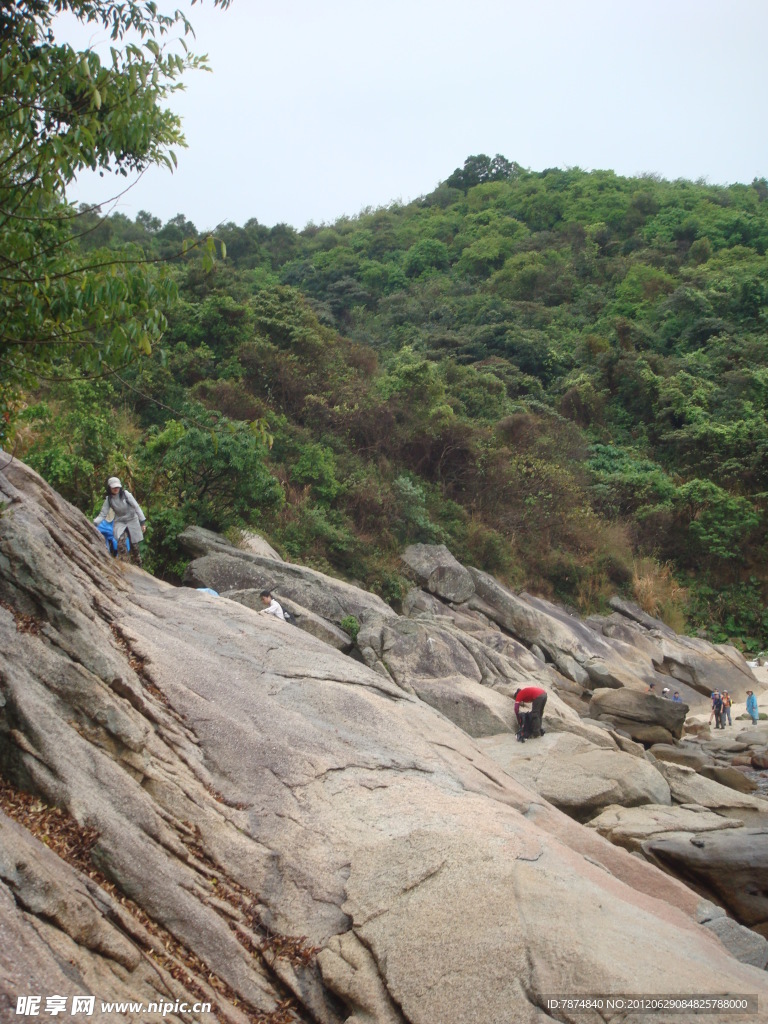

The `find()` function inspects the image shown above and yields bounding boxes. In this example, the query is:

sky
[61,0,768,233]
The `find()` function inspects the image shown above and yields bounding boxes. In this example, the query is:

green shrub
[340,616,360,643]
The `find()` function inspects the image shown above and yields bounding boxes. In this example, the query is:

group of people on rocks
[646,682,681,701]
[709,688,761,727]
[709,689,733,729]
[646,680,762,727]
[710,688,763,727]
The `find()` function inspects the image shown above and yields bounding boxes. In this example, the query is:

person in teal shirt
[746,690,759,725]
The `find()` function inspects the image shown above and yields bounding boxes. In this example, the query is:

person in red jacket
[513,685,547,738]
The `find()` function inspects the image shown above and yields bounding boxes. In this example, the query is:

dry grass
[632,557,688,631]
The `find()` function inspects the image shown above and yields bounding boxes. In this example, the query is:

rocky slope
[1,458,768,1024]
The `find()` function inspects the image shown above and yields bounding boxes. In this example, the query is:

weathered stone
[587,803,744,852]
[478,732,670,819]
[603,597,756,701]
[703,915,768,969]
[178,523,283,562]
[4,456,768,1020]
[752,750,768,770]
[649,743,715,771]
[183,552,395,626]
[589,687,688,741]
[645,827,768,934]
[699,765,759,793]
[400,544,475,604]
[655,762,768,813]
[467,569,659,690]
[222,589,353,650]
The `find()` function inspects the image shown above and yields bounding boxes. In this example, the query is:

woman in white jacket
[94,476,147,565]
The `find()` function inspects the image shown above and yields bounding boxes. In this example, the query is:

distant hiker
[259,590,286,620]
[662,687,671,698]
[647,682,656,693]
[711,690,725,730]
[93,476,146,566]
[722,691,732,726]
[746,690,759,725]
[708,690,721,726]
[672,691,682,702]
[513,686,547,738]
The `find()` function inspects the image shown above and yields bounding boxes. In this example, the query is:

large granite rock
[178,523,283,562]
[645,827,768,937]
[478,732,671,820]
[467,569,660,690]
[648,742,714,770]
[222,588,353,650]
[601,597,756,701]
[357,609,610,743]
[589,686,689,742]
[183,551,395,626]
[702,912,768,970]
[586,803,745,852]
[699,765,759,793]
[400,543,475,604]
[655,762,768,816]
[4,457,768,1020]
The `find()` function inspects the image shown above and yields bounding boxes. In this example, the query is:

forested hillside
[15,156,768,648]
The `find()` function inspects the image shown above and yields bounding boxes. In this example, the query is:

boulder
[222,589,353,651]
[178,523,283,562]
[357,611,614,745]
[238,530,285,562]
[467,569,660,690]
[400,544,475,604]
[648,743,715,771]
[702,914,768,970]
[752,750,768,770]
[587,804,744,852]
[183,552,395,626]
[699,765,759,794]
[602,597,756,701]
[478,732,671,820]
[645,827,768,935]
[589,687,688,742]
[655,762,768,815]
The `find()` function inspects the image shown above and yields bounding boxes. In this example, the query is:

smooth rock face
[649,743,715,771]
[467,570,658,690]
[4,458,768,1020]
[704,915,768,969]
[699,765,759,794]
[601,598,756,701]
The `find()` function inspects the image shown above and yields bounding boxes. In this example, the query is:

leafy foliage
[0,0,230,436]
[13,153,768,645]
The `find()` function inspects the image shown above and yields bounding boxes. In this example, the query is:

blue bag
[97,519,130,556]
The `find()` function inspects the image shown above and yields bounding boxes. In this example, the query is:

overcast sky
[62,0,768,232]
